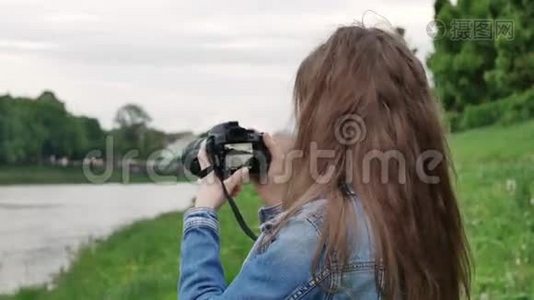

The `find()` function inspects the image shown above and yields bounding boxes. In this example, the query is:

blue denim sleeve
[178,207,319,300]
[179,207,225,299]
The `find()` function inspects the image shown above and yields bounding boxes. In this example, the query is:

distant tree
[428,0,498,111]
[0,92,106,164]
[114,104,152,128]
[37,90,62,104]
[112,104,164,159]
[484,0,534,98]
[427,0,533,112]
[77,117,105,156]
[0,94,169,164]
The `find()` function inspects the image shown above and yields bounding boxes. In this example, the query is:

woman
[179,25,471,299]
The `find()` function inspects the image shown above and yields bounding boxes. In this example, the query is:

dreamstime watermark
[266,114,444,185]
[335,114,367,145]
[82,136,179,184]
[426,19,514,41]
[260,146,444,186]
[82,114,445,186]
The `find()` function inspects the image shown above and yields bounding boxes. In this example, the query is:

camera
[182,121,271,179]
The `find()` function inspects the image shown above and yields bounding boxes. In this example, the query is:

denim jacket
[178,188,380,299]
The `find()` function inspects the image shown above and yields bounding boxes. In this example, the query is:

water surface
[0,183,196,293]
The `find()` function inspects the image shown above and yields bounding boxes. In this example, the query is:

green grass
[449,121,534,299]
[0,165,178,185]
[1,121,533,299]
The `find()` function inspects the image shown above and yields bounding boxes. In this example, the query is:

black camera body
[182,121,271,179]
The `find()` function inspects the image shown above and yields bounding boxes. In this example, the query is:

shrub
[448,89,534,132]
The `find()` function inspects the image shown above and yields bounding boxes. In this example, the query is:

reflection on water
[0,183,196,293]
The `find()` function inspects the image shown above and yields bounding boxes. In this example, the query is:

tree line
[428,0,533,131]
[0,91,167,165]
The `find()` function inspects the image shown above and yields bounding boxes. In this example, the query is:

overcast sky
[0,0,436,133]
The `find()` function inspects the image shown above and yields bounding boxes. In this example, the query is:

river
[0,183,196,294]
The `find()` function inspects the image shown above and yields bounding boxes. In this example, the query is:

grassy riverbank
[0,185,260,300]
[0,165,180,185]
[1,120,533,299]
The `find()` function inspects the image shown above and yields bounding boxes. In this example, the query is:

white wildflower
[505,179,516,193]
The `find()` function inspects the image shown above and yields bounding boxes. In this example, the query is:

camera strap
[197,166,213,178]
[199,164,258,241]
[199,143,257,241]
[219,178,258,241]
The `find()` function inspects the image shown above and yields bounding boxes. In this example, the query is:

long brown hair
[273,25,471,299]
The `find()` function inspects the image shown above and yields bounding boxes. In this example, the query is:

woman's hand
[253,133,286,207]
[194,142,249,210]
